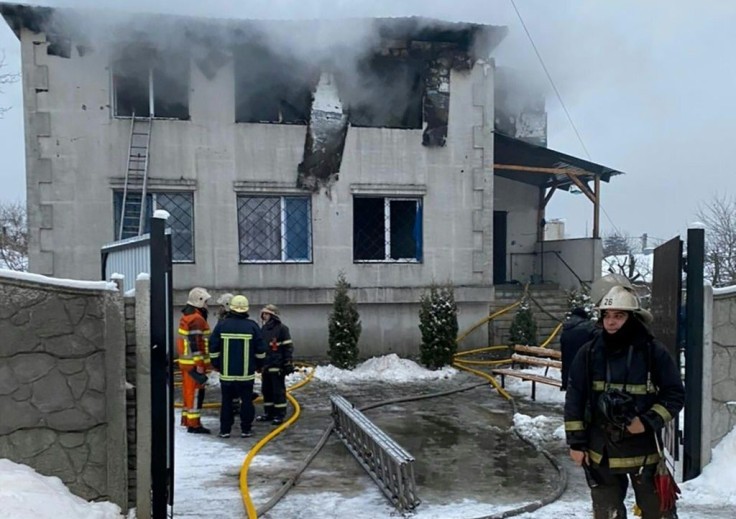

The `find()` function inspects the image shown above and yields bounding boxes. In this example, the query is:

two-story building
[1,3,622,356]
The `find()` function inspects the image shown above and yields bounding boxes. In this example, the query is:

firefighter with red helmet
[177,287,212,434]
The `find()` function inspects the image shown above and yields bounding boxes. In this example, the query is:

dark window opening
[237,195,312,262]
[234,45,315,124]
[342,55,423,129]
[113,48,190,120]
[113,191,194,262]
[353,197,422,262]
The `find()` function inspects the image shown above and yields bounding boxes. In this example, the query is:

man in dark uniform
[560,307,598,390]
[565,285,684,519]
[210,295,266,438]
[256,304,294,426]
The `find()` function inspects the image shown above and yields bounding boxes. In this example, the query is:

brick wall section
[0,273,128,509]
[125,296,137,509]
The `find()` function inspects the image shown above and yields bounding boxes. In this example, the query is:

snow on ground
[680,425,736,506]
[0,459,124,519]
[3,355,735,518]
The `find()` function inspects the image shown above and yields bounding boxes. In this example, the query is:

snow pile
[513,413,565,447]
[0,459,123,519]
[680,425,736,505]
[314,354,456,384]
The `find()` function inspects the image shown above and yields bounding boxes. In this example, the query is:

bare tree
[602,231,651,284]
[1,50,19,118]
[0,200,28,271]
[697,195,736,288]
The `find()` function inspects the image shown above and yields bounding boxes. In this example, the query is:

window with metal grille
[113,191,194,262]
[237,196,312,263]
[353,197,423,262]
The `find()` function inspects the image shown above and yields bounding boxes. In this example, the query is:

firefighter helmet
[230,295,249,313]
[187,287,211,308]
[260,304,281,319]
[216,293,234,310]
[597,285,652,323]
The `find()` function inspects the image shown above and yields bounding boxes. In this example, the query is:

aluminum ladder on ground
[118,114,153,240]
[330,395,420,514]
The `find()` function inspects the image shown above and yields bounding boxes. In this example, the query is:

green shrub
[509,304,537,346]
[328,272,361,369]
[419,284,459,369]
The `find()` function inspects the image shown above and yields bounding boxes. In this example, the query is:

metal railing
[330,395,420,514]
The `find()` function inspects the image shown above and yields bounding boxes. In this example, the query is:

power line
[508,0,623,236]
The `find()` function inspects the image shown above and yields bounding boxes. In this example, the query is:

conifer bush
[328,272,361,369]
[508,303,538,346]
[418,284,459,369]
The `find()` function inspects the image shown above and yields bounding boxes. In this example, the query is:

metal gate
[650,228,706,481]
[651,237,683,468]
[150,215,175,518]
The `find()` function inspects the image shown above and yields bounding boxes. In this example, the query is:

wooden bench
[514,344,562,360]
[511,353,562,370]
[491,368,562,400]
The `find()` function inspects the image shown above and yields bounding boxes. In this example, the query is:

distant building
[1,3,623,355]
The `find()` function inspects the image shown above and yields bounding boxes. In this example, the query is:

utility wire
[509,0,624,237]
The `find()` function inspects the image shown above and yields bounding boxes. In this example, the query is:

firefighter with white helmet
[216,293,234,323]
[210,295,266,438]
[564,285,684,518]
[177,287,212,433]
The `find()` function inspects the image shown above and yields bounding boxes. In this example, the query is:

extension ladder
[118,114,152,240]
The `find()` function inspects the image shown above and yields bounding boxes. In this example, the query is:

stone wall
[711,286,736,448]
[0,272,127,509]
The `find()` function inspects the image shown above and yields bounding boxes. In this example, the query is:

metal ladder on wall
[118,114,153,240]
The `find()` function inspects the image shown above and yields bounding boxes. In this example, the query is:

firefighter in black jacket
[560,307,598,390]
[256,304,294,425]
[564,285,684,519]
[210,295,266,438]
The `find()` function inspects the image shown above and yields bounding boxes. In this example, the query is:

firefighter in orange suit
[178,287,212,434]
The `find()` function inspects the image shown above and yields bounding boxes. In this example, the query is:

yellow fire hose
[239,363,316,518]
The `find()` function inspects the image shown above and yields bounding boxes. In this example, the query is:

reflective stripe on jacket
[261,318,294,370]
[564,332,684,473]
[177,310,210,368]
[210,313,265,382]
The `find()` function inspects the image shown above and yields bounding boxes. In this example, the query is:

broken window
[113,191,194,262]
[342,55,423,129]
[353,197,423,262]
[234,45,314,124]
[113,47,190,120]
[237,196,312,262]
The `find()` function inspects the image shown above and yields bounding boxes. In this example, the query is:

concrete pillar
[105,282,129,509]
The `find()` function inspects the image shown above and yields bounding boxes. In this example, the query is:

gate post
[150,212,174,517]
[684,225,705,481]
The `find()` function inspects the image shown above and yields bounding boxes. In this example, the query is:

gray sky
[1,0,735,243]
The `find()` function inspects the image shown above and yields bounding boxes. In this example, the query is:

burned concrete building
[1,4,622,356]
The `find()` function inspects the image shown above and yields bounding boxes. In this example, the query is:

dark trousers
[219,381,255,434]
[261,369,287,418]
[590,464,677,519]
